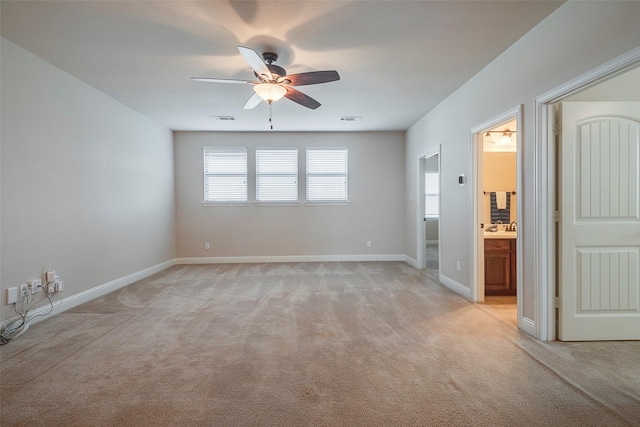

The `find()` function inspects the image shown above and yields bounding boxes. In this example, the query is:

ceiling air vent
[338,116,362,122]
[211,116,236,121]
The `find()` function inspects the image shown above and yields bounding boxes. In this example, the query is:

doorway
[471,107,523,329]
[417,149,440,279]
[533,48,640,341]
[538,61,640,341]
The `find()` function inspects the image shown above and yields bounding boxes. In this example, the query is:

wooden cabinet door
[485,239,515,295]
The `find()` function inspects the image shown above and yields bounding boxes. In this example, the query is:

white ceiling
[0,1,564,132]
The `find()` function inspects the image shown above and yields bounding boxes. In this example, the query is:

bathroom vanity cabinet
[484,238,516,295]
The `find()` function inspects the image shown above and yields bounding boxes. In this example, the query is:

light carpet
[1,262,638,426]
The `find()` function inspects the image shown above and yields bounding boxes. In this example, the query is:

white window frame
[255,147,299,204]
[203,146,248,205]
[305,147,349,204]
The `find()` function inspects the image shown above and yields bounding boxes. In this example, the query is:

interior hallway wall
[404,1,640,327]
[0,39,176,323]
[174,131,405,259]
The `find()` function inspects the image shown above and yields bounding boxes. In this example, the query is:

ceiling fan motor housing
[260,52,287,79]
[266,64,287,79]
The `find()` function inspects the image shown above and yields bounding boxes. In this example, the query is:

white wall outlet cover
[458,173,467,187]
[6,287,18,305]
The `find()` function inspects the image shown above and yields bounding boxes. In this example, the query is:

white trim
[520,316,536,337]
[425,240,439,245]
[303,201,350,206]
[534,99,556,342]
[534,46,640,341]
[537,46,640,105]
[438,274,471,299]
[175,254,407,265]
[1,259,176,330]
[416,146,441,271]
[404,255,419,269]
[254,202,301,207]
[202,202,250,207]
[469,106,523,314]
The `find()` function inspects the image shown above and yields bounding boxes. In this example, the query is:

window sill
[254,201,300,207]
[304,201,350,206]
[202,202,250,207]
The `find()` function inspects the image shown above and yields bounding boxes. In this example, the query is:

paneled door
[559,102,640,341]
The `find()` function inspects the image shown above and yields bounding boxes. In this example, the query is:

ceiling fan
[191,46,340,110]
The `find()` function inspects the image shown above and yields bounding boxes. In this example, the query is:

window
[425,172,439,218]
[255,148,298,202]
[306,148,348,202]
[203,147,247,202]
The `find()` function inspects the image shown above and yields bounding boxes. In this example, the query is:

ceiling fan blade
[285,71,340,86]
[243,93,263,110]
[284,87,321,110]
[191,77,255,84]
[237,46,272,81]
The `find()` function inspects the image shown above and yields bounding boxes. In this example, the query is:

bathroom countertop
[483,230,517,239]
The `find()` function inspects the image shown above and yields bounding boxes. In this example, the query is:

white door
[560,102,640,341]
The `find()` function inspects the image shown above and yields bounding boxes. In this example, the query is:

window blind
[203,147,247,202]
[256,148,298,202]
[306,148,348,202]
[425,172,439,217]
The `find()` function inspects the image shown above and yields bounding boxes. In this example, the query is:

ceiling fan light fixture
[253,83,287,103]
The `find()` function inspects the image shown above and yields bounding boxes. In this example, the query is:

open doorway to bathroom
[471,108,522,328]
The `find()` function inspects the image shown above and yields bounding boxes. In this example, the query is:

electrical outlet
[367,240,372,248]
[55,280,64,292]
[456,261,461,271]
[20,284,29,298]
[29,279,42,293]
[205,242,210,250]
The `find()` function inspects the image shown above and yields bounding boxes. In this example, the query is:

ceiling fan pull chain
[269,101,273,130]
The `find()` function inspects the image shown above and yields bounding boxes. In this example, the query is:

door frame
[416,146,441,272]
[534,46,640,341]
[470,106,525,331]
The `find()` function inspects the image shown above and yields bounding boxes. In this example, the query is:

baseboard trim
[404,256,419,269]
[520,316,536,337]
[175,254,407,264]
[1,259,176,330]
[438,274,471,300]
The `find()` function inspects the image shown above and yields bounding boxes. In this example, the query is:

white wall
[174,131,405,260]
[0,39,176,322]
[405,1,640,323]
